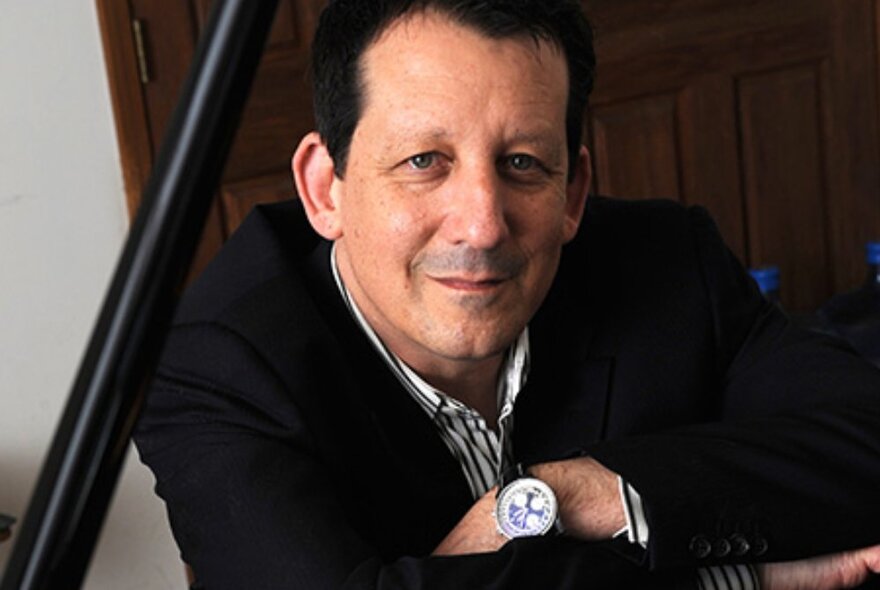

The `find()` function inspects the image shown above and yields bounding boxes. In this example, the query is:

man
[134,1,880,588]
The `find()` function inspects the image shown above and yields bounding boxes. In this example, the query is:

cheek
[384,203,434,252]
[388,209,416,237]
[515,201,568,251]
[353,188,416,234]
[348,199,430,274]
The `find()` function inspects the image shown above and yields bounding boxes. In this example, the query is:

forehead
[356,11,569,139]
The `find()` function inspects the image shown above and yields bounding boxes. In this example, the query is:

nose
[442,166,510,250]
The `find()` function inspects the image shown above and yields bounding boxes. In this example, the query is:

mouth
[431,276,508,292]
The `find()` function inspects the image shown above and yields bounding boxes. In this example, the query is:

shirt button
[730,534,751,556]
[713,538,732,558]
[753,536,769,556]
[689,535,712,559]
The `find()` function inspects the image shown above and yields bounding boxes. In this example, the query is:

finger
[858,544,880,573]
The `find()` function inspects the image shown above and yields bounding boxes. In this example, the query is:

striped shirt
[330,245,756,589]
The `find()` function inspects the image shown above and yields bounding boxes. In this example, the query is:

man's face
[325,12,588,379]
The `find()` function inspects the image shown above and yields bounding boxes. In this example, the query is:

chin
[427,326,522,362]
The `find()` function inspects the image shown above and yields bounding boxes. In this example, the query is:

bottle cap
[867,241,880,265]
[748,265,780,294]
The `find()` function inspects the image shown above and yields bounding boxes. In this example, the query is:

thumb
[857,544,880,574]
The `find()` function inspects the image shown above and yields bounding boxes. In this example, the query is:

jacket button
[730,534,750,556]
[689,535,712,559]
[753,536,769,556]
[713,538,732,557]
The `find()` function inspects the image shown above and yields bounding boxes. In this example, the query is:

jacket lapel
[513,238,617,465]
[514,342,615,466]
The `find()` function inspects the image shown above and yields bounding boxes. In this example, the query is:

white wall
[0,3,182,588]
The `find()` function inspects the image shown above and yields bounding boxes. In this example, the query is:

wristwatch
[494,464,561,539]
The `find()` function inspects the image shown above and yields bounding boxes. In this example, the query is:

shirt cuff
[697,565,760,590]
[614,477,649,548]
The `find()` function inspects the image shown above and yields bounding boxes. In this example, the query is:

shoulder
[574,195,714,251]
[147,200,342,432]
[157,200,340,389]
[559,195,721,287]
[550,195,763,375]
[173,199,325,327]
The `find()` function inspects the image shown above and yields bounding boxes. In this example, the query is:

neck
[417,357,504,430]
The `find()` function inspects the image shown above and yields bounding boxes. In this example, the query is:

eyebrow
[507,130,558,149]
[374,126,448,154]
[395,127,449,143]
[507,130,565,164]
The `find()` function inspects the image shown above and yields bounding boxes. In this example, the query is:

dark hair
[310,0,595,180]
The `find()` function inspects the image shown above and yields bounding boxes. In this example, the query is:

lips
[431,276,507,292]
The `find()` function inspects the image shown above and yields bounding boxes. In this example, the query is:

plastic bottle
[819,242,880,367]
[748,265,781,304]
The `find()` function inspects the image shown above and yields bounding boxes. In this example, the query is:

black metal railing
[0,1,279,587]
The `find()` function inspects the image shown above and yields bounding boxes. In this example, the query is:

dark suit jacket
[134,197,880,589]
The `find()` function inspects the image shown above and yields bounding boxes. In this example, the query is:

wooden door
[98,0,325,280]
[98,0,880,310]
[586,0,880,310]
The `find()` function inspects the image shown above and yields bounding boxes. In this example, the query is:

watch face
[495,477,558,538]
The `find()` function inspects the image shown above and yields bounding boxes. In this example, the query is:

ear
[562,145,591,243]
[292,131,343,240]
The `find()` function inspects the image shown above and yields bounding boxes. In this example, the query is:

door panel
[591,93,683,201]
[585,0,880,310]
[738,64,832,311]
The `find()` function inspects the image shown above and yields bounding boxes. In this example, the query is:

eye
[407,153,436,170]
[499,153,554,185]
[507,154,536,171]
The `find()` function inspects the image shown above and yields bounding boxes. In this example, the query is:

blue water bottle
[748,266,781,304]
[819,242,880,367]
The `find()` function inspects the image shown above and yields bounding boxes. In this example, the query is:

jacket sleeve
[587,206,880,570]
[135,322,692,590]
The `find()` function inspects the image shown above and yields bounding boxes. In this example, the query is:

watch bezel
[495,476,558,539]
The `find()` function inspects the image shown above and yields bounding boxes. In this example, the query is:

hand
[530,456,625,540]
[432,487,506,556]
[758,544,880,590]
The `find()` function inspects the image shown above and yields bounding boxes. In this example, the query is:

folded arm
[135,324,687,590]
